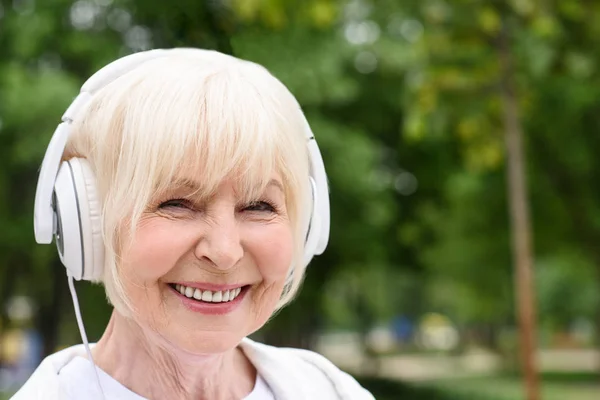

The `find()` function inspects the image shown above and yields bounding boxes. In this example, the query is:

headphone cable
[67,275,106,400]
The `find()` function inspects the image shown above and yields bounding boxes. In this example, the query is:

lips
[169,283,250,315]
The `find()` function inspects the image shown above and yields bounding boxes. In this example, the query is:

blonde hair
[62,51,311,316]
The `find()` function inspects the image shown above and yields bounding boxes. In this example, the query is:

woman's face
[118,174,294,354]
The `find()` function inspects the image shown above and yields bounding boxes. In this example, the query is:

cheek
[244,223,294,328]
[120,218,194,282]
[245,223,295,282]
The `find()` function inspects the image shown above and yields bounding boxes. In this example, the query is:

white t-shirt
[13,338,375,400]
[57,356,275,399]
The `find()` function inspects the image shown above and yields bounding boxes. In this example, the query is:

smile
[169,283,244,303]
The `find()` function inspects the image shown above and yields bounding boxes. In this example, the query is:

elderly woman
[13,49,374,399]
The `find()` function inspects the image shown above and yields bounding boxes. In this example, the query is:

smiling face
[118,174,294,354]
[65,53,312,353]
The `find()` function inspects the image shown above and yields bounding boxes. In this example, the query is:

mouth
[168,283,249,304]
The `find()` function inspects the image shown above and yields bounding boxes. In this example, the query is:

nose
[194,210,244,271]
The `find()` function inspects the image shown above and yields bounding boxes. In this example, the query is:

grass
[429,373,600,400]
[357,372,600,400]
[356,377,462,400]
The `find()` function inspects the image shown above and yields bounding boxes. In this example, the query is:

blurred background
[1,0,600,399]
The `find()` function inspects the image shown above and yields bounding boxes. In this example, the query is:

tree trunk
[497,20,540,400]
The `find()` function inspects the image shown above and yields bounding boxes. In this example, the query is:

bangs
[152,69,289,204]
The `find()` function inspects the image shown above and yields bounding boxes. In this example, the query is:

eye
[158,199,192,210]
[244,201,277,213]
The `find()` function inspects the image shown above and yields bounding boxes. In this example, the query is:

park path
[315,332,600,381]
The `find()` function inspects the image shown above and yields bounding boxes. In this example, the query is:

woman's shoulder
[10,345,91,400]
[240,338,374,400]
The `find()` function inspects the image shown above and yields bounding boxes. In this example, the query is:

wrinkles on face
[117,174,293,333]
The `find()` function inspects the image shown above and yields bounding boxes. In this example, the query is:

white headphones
[33,48,331,282]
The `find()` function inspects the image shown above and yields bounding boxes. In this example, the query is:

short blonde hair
[62,51,311,316]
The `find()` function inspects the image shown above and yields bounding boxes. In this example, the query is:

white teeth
[201,291,212,302]
[212,291,222,302]
[193,288,202,300]
[175,284,243,303]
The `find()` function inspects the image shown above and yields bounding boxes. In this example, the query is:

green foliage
[536,251,600,331]
[421,171,513,324]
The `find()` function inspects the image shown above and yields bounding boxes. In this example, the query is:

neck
[91,311,256,400]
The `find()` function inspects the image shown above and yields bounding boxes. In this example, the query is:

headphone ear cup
[68,158,104,282]
[53,162,84,279]
[302,177,320,267]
